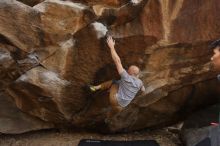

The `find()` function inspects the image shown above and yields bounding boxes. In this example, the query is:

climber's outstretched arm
[107,36,124,74]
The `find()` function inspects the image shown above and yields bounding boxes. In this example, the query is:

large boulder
[70,0,129,7]
[0,0,220,133]
[0,0,43,52]
[0,92,53,134]
[17,0,44,6]
[33,0,96,39]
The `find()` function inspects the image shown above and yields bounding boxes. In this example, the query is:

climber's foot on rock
[85,85,97,93]
[90,85,97,92]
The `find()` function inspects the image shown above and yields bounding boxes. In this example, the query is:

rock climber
[210,39,220,126]
[88,36,146,117]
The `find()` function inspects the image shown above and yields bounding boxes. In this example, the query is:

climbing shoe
[87,85,97,92]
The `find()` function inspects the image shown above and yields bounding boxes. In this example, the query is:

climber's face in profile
[211,47,220,70]
[127,65,140,77]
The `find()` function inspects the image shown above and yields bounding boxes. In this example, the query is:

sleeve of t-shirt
[141,85,146,92]
[120,69,129,79]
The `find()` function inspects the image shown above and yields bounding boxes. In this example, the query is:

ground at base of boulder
[0,128,182,146]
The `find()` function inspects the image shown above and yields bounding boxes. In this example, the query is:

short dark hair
[209,39,220,50]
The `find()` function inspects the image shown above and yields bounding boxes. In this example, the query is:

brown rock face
[1,0,220,133]
[70,0,129,7]
[0,0,43,52]
[17,0,44,6]
[0,92,53,134]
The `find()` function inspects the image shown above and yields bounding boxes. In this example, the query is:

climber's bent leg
[109,84,119,106]
[106,84,123,119]
[89,80,114,92]
[100,80,113,90]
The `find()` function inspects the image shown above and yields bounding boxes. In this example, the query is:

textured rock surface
[1,0,220,133]
[17,0,44,6]
[70,0,129,7]
[0,92,53,134]
[0,0,42,52]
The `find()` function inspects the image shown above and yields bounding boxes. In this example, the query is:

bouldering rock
[109,0,163,38]
[70,0,129,7]
[0,0,43,52]
[169,0,220,43]
[94,0,147,27]
[0,43,16,90]
[0,41,40,90]
[109,0,220,42]
[0,0,95,54]
[0,0,220,133]
[33,0,96,38]
[0,92,53,134]
[17,0,44,7]
[7,66,71,122]
[181,104,220,146]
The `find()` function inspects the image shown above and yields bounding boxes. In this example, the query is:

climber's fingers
[106,36,115,44]
[107,36,112,42]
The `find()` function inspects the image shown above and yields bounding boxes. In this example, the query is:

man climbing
[210,39,220,126]
[89,36,146,116]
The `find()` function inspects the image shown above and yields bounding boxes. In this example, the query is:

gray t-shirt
[116,70,144,107]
